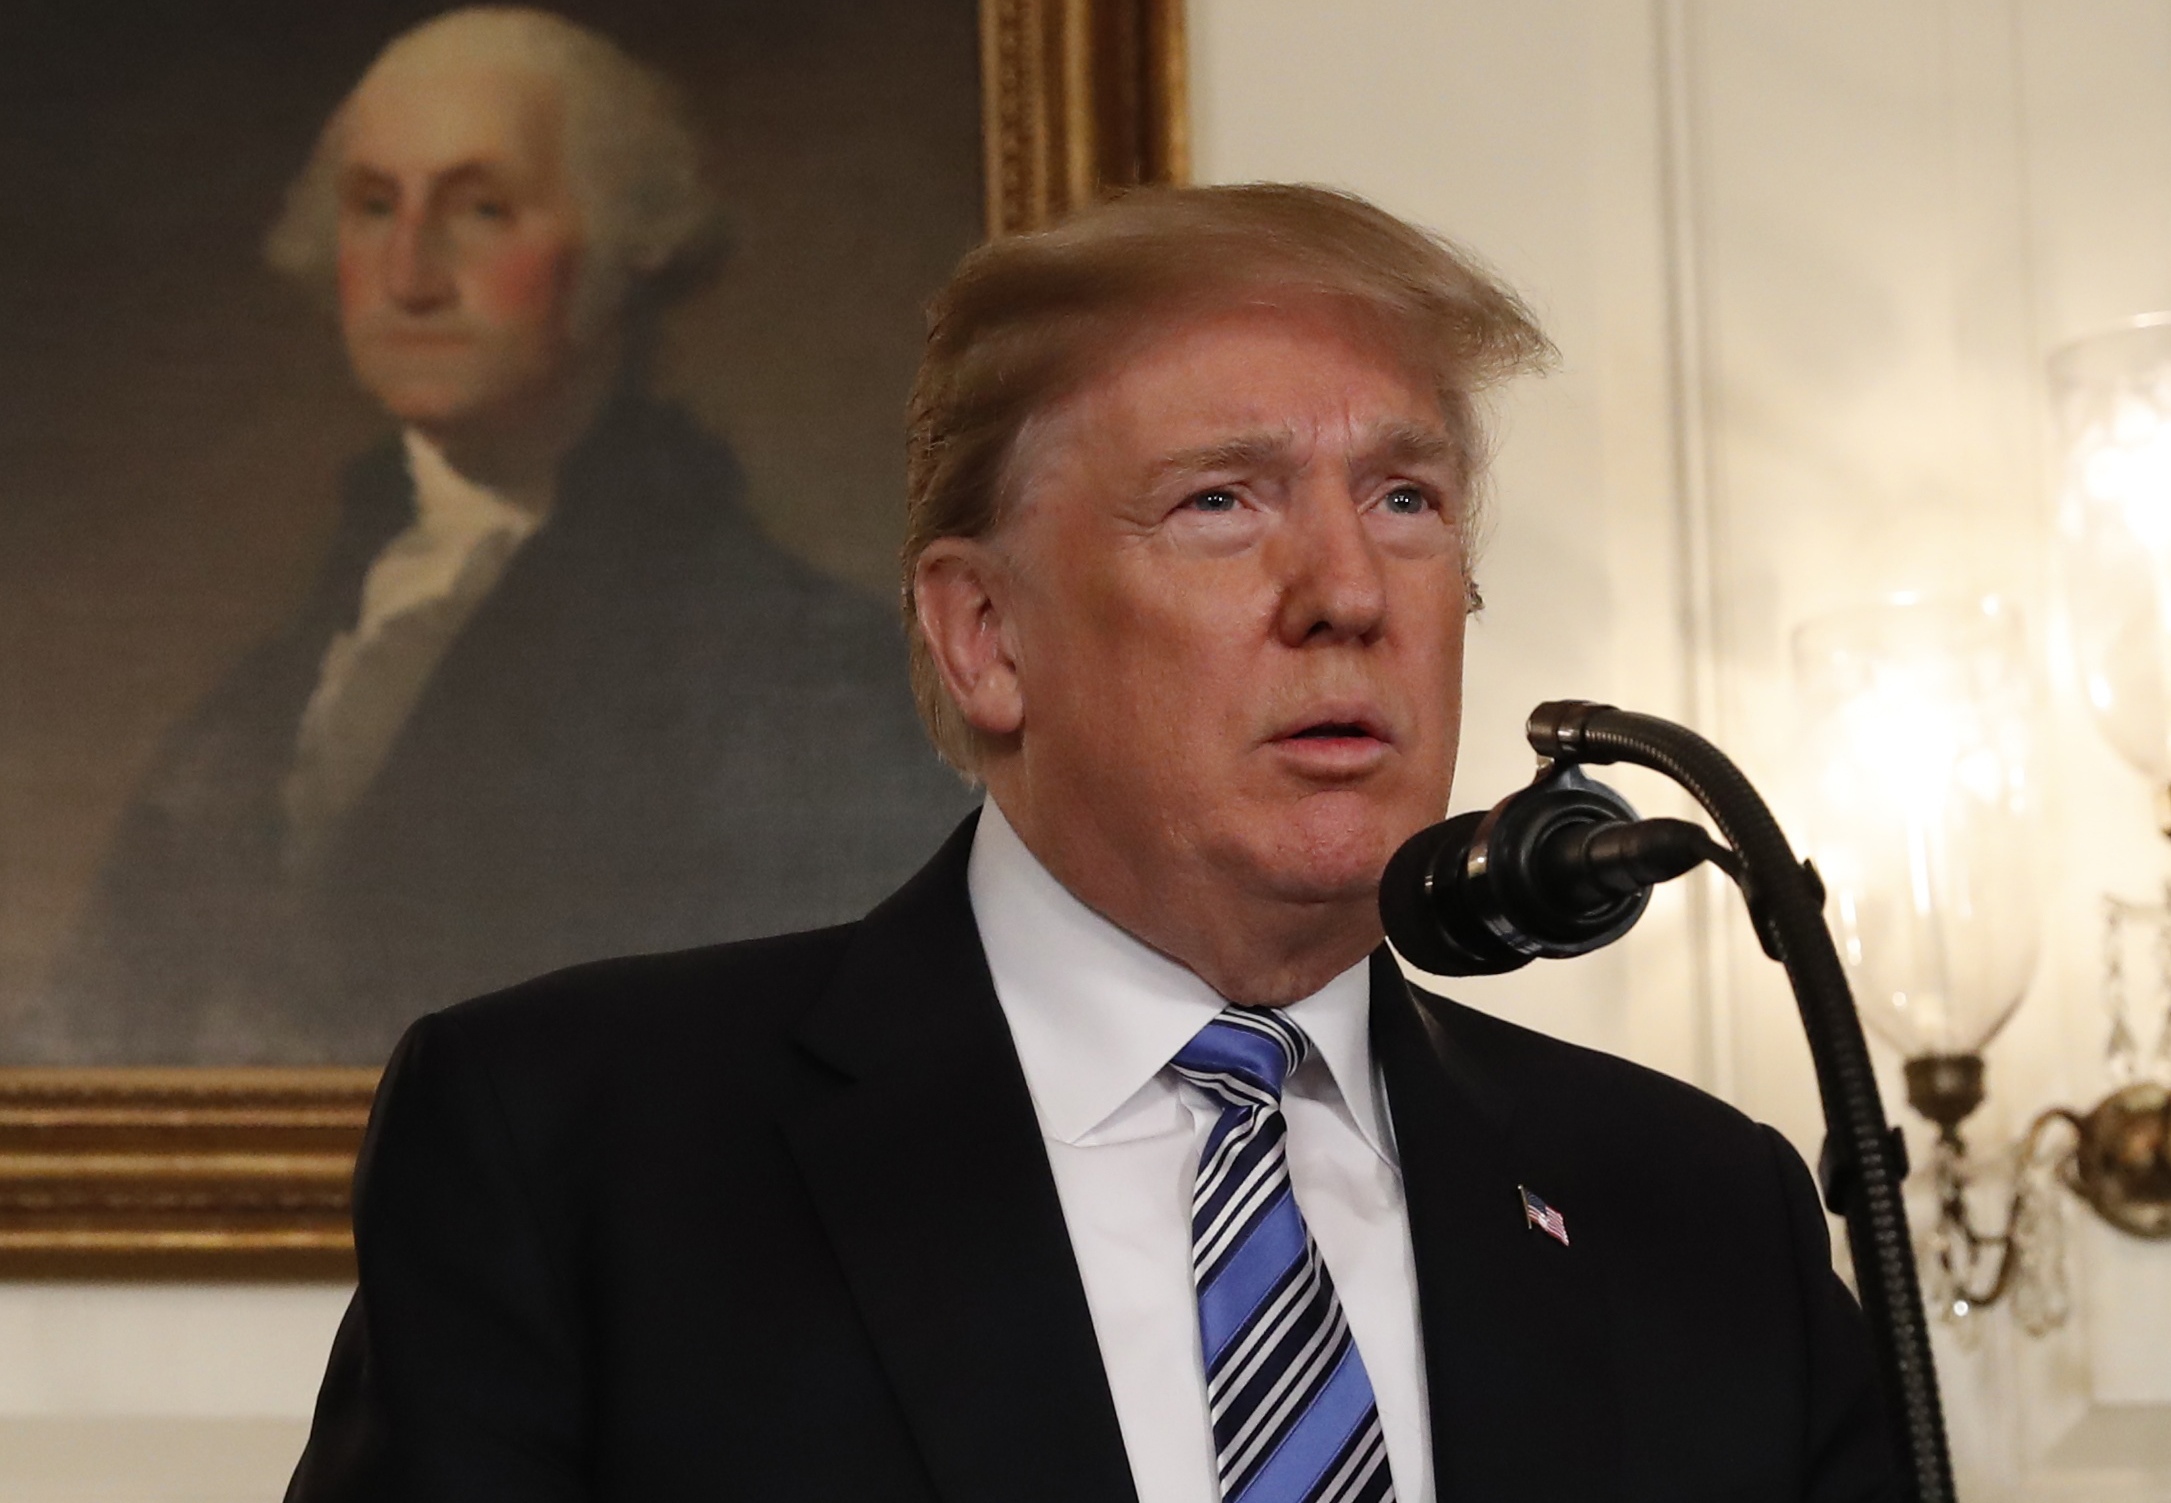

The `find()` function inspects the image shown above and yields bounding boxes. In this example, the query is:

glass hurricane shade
[1794,597,2041,1061]
[2052,316,2171,793]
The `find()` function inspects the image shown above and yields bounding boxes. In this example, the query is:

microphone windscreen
[1379,813,1531,978]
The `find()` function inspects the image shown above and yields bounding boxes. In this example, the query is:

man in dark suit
[38,9,969,1064]
[287,184,1898,1500]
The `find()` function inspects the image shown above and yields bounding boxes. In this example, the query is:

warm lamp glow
[2053,316,2171,796]
[1794,598,2040,1060]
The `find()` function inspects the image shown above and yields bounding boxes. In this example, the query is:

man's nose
[1271,485,1389,647]
[384,209,456,312]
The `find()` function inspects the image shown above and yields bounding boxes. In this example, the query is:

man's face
[992,300,1468,921]
[334,60,588,438]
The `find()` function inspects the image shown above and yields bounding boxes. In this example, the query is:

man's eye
[1381,484,1433,516]
[446,194,514,224]
[1185,488,1240,514]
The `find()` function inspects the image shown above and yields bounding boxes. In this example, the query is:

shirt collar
[967,798,1389,1161]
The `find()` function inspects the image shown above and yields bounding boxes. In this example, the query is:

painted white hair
[265,6,723,312]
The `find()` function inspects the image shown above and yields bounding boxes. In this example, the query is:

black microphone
[1379,762,1722,976]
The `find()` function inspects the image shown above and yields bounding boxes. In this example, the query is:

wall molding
[1653,0,1736,1101]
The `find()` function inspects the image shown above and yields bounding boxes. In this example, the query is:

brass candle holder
[1901,1051,2170,1332]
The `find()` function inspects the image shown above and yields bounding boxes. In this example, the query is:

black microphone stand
[1512,700,1953,1503]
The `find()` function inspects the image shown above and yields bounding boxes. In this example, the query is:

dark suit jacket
[36,394,973,1065]
[286,815,1897,1502]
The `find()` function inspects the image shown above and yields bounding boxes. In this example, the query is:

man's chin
[369,383,568,467]
[356,353,528,430]
[367,381,495,432]
[1238,830,1402,909]
[1283,789,1433,866]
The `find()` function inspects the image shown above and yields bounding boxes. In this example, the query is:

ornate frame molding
[981,0,1189,235]
[0,1070,376,1276]
[0,0,1187,1281]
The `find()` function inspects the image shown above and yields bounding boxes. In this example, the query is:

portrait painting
[0,0,1183,1266]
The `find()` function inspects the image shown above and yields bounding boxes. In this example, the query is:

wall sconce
[1794,596,2078,1334]
[2043,313,2171,1235]
[1797,594,2171,1338]
[1781,316,2171,1335]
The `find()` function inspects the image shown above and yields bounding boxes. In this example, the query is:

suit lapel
[1372,954,1621,1500]
[782,816,1139,1503]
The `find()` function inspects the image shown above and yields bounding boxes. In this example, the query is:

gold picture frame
[0,0,1186,1281]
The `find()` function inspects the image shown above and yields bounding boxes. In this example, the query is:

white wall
[0,1285,347,1500]
[1194,0,2171,1497]
[9,4,2170,1499]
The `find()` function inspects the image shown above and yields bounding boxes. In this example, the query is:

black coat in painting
[33,396,973,1064]
[284,814,1899,1503]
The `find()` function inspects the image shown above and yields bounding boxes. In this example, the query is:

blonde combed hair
[902,182,1556,776]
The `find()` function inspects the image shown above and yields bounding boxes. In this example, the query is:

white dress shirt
[967,799,1434,1503]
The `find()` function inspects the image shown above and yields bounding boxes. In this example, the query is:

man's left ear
[913,539,1025,739]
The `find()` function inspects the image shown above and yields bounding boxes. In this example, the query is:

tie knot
[1170,1006,1310,1109]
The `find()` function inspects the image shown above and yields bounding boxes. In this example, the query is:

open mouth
[1272,713,1391,774]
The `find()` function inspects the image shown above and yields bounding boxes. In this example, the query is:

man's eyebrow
[337,160,519,197]
[430,161,517,192]
[1147,423,1456,488]
[1151,433,1296,480]
[1358,422,1456,469]
[337,163,398,193]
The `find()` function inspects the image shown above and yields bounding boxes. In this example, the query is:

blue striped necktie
[1171,1007,1396,1503]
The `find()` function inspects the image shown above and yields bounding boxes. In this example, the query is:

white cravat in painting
[281,429,551,869]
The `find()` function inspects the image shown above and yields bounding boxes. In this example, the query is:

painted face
[334,60,588,439]
[996,300,1468,917]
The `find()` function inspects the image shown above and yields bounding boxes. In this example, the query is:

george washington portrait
[2,3,982,1065]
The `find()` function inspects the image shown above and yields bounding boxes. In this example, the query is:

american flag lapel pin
[1519,1185,1570,1247]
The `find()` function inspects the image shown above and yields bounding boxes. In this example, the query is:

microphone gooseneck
[1378,701,1954,1503]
